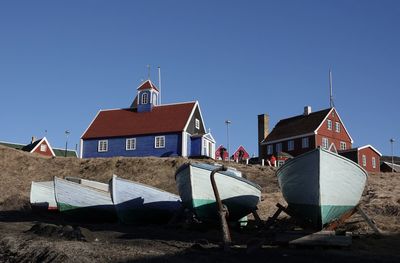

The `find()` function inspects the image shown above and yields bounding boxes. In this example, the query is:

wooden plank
[324,207,357,230]
[289,231,352,247]
[356,206,382,235]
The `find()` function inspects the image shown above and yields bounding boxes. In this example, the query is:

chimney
[304,106,312,116]
[258,114,269,160]
[31,136,36,144]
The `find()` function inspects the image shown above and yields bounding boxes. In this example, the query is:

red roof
[82,102,196,139]
[137,80,159,92]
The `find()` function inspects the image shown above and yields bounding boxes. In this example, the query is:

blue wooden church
[80,80,215,159]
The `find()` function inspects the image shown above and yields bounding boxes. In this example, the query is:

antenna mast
[329,68,334,108]
[158,66,162,105]
[147,64,151,80]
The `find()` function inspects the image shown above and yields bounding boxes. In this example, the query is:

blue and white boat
[175,163,262,222]
[111,174,181,224]
[276,148,368,230]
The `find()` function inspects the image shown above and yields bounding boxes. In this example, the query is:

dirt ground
[0,145,399,262]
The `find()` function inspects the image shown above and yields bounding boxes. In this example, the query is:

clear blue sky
[0,1,399,156]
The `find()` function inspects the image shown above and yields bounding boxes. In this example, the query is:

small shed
[380,161,400,173]
[231,145,250,162]
[215,145,229,161]
[339,145,381,173]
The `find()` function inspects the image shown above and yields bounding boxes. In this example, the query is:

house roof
[24,137,56,156]
[381,161,400,172]
[21,140,41,152]
[232,145,249,154]
[262,108,332,144]
[137,80,159,92]
[339,145,382,157]
[82,102,197,139]
[53,148,78,157]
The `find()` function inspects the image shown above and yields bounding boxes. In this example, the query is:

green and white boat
[276,148,368,230]
[175,163,262,222]
[30,181,57,211]
[54,177,117,222]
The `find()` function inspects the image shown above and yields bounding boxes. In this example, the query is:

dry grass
[1,145,400,262]
[1,144,398,232]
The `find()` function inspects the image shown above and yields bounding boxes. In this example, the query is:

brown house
[339,145,382,173]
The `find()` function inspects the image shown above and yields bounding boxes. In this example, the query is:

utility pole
[225,120,231,162]
[65,130,70,157]
[390,138,395,172]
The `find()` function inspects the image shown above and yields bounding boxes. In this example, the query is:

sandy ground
[0,145,399,262]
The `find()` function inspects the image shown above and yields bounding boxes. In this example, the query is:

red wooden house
[23,137,56,157]
[231,145,250,162]
[258,106,381,172]
[339,145,382,173]
[215,145,229,161]
[0,137,77,157]
[260,106,353,159]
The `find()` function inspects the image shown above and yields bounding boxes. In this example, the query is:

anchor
[209,166,231,251]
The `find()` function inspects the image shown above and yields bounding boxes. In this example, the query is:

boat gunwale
[276,148,369,179]
[54,176,111,196]
[175,162,262,191]
[112,174,180,199]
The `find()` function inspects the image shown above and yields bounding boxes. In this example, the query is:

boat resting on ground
[54,176,117,222]
[111,174,181,224]
[175,162,262,222]
[30,181,57,211]
[276,148,368,230]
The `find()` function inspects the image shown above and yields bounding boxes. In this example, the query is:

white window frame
[327,120,332,130]
[362,155,367,167]
[195,118,200,130]
[322,137,329,149]
[267,145,273,155]
[125,138,136,151]
[98,140,108,152]
[372,157,376,169]
[340,141,346,150]
[152,93,157,105]
[302,137,309,149]
[276,143,282,153]
[288,140,294,151]
[141,93,149,104]
[202,139,208,156]
[335,122,341,133]
[40,144,47,152]
[155,136,165,148]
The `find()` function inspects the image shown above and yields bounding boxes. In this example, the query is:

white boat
[175,163,262,222]
[276,148,368,229]
[30,181,57,211]
[111,175,181,224]
[54,176,117,222]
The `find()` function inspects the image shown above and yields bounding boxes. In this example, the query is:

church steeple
[136,80,159,113]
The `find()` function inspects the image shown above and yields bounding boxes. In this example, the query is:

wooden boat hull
[30,181,57,211]
[175,163,262,222]
[54,177,117,222]
[276,148,367,229]
[111,175,181,224]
